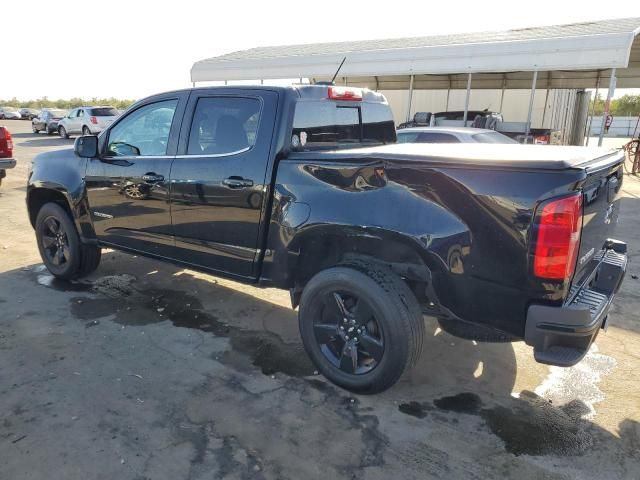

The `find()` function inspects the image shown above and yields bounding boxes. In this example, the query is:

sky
[2,0,639,101]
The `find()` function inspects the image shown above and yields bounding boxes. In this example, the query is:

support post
[405,74,415,123]
[598,68,616,147]
[584,72,600,146]
[525,70,538,143]
[499,75,506,112]
[541,88,550,128]
[462,73,472,127]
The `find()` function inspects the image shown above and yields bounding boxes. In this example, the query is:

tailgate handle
[223,176,254,188]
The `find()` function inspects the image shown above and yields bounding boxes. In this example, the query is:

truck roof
[302,143,624,171]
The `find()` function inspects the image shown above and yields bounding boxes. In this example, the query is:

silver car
[0,107,22,120]
[57,106,119,138]
[396,126,518,144]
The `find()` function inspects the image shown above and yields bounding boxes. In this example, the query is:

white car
[396,126,518,144]
[0,107,22,120]
[57,106,119,138]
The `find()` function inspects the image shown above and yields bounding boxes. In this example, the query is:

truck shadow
[14,249,638,467]
[12,131,75,148]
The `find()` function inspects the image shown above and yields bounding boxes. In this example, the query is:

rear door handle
[223,177,254,188]
[142,173,164,182]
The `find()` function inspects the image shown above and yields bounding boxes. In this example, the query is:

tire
[82,126,91,136]
[299,261,424,394]
[58,126,69,139]
[35,202,101,280]
[32,124,39,134]
[79,243,101,277]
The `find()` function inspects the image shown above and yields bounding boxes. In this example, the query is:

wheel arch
[285,225,443,308]
[27,184,96,242]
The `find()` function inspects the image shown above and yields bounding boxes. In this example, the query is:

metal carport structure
[191,17,640,145]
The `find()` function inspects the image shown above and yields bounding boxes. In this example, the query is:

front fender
[27,149,95,241]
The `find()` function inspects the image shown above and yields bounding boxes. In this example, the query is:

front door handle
[142,173,164,182]
[223,176,254,189]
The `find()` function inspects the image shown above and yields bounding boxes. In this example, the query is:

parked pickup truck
[0,125,16,187]
[27,85,627,393]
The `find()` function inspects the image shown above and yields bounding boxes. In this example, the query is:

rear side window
[472,132,518,144]
[90,107,118,116]
[397,132,420,143]
[416,132,460,143]
[187,97,261,155]
[292,101,395,150]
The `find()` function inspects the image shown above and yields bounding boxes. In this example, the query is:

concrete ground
[1,119,639,480]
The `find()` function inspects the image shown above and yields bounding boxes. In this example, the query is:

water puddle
[399,391,593,456]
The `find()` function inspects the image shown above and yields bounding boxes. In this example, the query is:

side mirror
[74,135,98,158]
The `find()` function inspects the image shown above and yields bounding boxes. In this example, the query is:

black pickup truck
[27,85,627,393]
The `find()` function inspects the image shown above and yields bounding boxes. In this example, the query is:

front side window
[187,97,261,155]
[106,100,177,157]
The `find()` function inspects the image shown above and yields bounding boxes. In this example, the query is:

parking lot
[1,118,640,479]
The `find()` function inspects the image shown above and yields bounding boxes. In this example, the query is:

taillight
[532,193,582,280]
[90,116,98,125]
[534,134,549,145]
[0,127,12,158]
[328,86,362,101]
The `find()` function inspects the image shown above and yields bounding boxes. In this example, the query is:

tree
[0,97,136,110]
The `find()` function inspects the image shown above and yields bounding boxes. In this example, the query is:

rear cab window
[291,86,395,151]
[90,107,118,116]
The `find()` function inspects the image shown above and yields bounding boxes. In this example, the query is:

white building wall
[382,89,552,127]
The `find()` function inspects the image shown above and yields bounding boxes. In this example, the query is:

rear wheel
[35,202,101,280]
[82,126,91,136]
[58,126,69,139]
[299,261,424,394]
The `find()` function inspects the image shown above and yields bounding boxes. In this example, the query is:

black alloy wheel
[314,290,384,375]
[40,216,71,268]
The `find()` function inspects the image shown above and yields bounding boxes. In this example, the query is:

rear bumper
[0,158,16,170]
[525,239,627,367]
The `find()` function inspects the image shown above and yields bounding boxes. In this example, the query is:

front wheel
[32,124,39,134]
[299,261,424,394]
[58,126,69,139]
[35,202,101,280]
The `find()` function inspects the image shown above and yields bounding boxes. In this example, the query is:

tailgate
[573,150,625,285]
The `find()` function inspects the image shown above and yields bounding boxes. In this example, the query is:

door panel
[85,96,186,256]
[170,90,278,278]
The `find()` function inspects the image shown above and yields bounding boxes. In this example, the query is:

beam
[405,74,415,123]
[462,73,472,127]
[524,70,538,143]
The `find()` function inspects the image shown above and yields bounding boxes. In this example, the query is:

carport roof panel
[191,17,640,82]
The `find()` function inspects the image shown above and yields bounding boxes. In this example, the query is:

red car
[0,126,16,187]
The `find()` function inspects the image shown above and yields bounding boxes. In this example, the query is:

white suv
[57,106,119,138]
